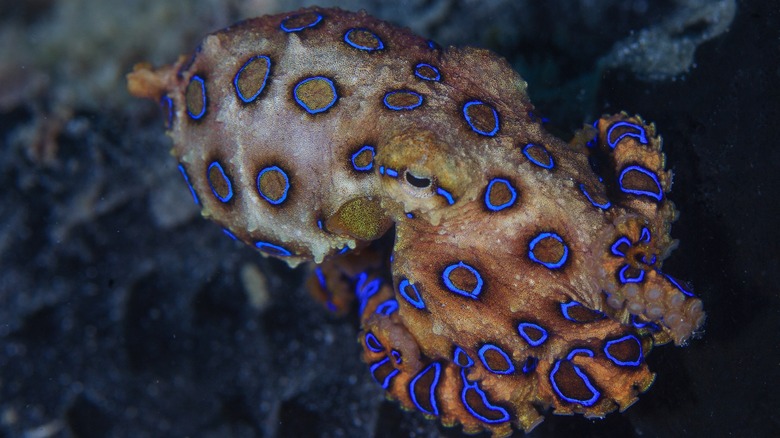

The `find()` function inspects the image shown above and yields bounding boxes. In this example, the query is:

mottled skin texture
[127,7,705,436]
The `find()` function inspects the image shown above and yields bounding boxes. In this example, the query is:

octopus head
[375,129,477,224]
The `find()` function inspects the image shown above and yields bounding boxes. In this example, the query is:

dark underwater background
[1,0,778,437]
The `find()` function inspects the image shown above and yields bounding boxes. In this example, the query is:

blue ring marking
[661,272,696,297]
[442,262,483,299]
[383,90,423,110]
[604,334,643,367]
[378,166,385,175]
[579,183,612,209]
[618,264,646,284]
[405,212,414,219]
[364,332,384,353]
[586,120,599,148]
[619,165,663,201]
[643,254,657,265]
[549,360,600,407]
[177,164,199,205]
[630,314,661,332]
[459,368,511,424]
[159,95,174,128]
[522,356,538,374]
[607,121,648,149]
[206,161,234,202]
[255,241,292,257]
[370,357,400,389]
[343,28,384,51]
[610,236,632,257]
[315,267,327,288]
[280,12,323,32]
[375,298,399,316]
[385,168,399,178]
[338,246,350,254]
[478,344,515,374]
[293,76,338,114]
[398,278,425,309]
[233,55,271,103]
[355,272,381,314]
[186,75,207,120]
[222,228,237,240]
[484,178,517,211]
[566,348,594,360]
[453,346,474,368]
[409,362,441,416]
[522,143,555,169]
[391,350,402,365]
[436,187,455,205]
[316,219,323,229]
[350,145,375,171]
[640,227,652,243]
[528,232,569,269]
[414,63,441,81]
[256,165,290,205]
[517,322,548,347]
[462,100,499,136]
[316,267,336,313]
[560,301,605,323]
[427,40,441,50]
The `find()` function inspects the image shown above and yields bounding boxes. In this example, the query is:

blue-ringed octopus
[127,7,706,436]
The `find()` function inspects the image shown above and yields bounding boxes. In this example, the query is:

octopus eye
[404,171,431,189]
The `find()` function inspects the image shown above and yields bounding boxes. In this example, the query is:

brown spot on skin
[552,361,598,403]
[414,64,440,81]
[562,303,604,323]
[487,181,515,209]
[346,28,383,50]
[294,77,337,113]
[185,76,205,118]
[385,91,422,109]
[482,348,511,372]
[281,11,322,31]
[621,168,661,196]
[605,336,642,364]
[532,235,566,265]
[258,167,289,203]
[523,143,553,168]
[447,265,479,292]
[464,102,497,135]
[351,146,374,171]
[208,163,231,200]
[235,56,270,102]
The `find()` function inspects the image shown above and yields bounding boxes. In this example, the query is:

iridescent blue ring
[383,90,423,110]
[293,76,338,114]
[256,165,290,205]
[528,232,569,269]
[254,241,292,257]
[233,55,271,103]
[280,12,323,32]
[442,262,483,299]
[343,28,384,51]
[206,161,233,202]
[484,178,517,211]
[618,165,663,201]
[522,143,554,169]
[462,100,499,136]
[186,75,207,120]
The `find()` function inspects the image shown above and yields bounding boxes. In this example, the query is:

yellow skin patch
[127,7,705,436]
